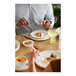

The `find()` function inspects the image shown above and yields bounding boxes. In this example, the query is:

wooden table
[15,35,60,72]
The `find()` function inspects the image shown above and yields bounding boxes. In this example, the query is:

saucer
[15,60,29,71]
[15,64,29,71]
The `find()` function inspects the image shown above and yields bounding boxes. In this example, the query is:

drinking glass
[48,29,58,44]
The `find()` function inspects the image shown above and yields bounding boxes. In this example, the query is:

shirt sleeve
[15,21,21,35]
[45,4,54,29]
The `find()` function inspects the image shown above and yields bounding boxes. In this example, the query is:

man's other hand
[43,20,51,30]
[17,17,29,27]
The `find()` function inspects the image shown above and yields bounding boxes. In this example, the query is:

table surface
[15,35,60,72]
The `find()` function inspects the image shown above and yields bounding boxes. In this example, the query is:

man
[15,4,54,35]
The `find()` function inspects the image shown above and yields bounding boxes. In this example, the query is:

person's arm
[28,59,36,72]
[15,21,21,35]
[45,4,54,29]
[28,52,37,72]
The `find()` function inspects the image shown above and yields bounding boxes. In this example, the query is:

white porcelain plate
[30,35,50,41]
[31,30,49,39]
[35,50,61,68]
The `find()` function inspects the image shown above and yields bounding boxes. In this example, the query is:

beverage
[48,29,58,44]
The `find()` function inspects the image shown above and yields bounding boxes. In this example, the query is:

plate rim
[30,34,50,41]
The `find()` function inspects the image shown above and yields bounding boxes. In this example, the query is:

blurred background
[52,4,61,28]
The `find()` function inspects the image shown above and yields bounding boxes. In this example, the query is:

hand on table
[17,17,29,27]
[43,20,51,30]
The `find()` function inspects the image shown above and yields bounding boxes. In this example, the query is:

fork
[32,46,45,61]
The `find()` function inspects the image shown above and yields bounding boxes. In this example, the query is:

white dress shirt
[15,4,54,35]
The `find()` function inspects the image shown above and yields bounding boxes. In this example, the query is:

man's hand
[17,17,29,27]
[43,20,51,30]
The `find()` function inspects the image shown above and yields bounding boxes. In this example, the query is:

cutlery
[32,46,45,61]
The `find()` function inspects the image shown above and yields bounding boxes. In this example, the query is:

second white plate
[35,50,61,68]
[31,30,48,39]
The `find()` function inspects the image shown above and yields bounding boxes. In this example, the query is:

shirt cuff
[50,21,54,29]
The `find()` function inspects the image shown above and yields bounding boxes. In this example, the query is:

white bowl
[31,30,48,39]
[15,56,28,67]
[15,40,20,51]
[23,40,34,47]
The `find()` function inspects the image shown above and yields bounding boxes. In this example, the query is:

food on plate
[24,41,31,45]
[23,40,34,47]
[44,60,49,64]
[16,56,26,62]
[35,32,41,37]
[35,32,46,37]
[39,22,43,25]
[44,53,57,64]
[50,53,57,58]
[46,53,57,60]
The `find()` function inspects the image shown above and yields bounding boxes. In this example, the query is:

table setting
[15,27,61,72]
